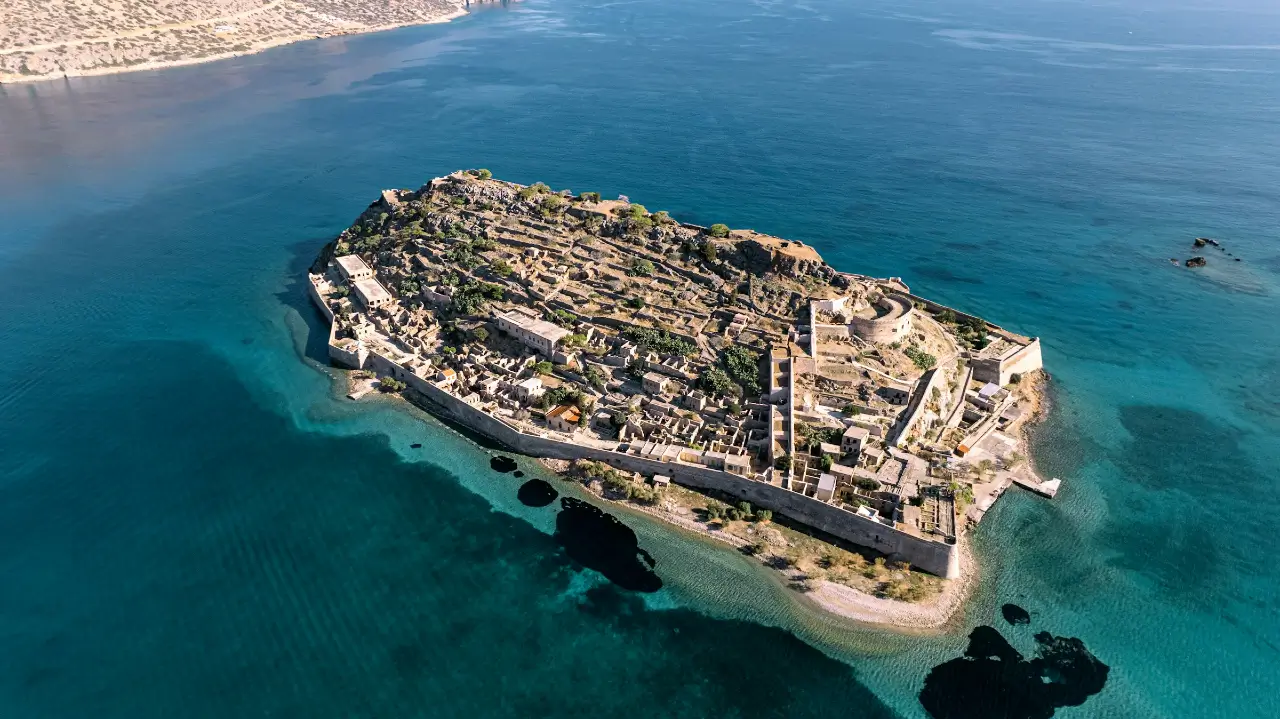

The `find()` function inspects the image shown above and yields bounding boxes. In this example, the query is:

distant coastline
[0,1,481,86]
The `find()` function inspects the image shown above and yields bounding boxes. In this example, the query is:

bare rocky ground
[0,0,467,83]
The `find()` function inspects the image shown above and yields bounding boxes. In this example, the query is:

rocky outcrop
[1185,256,1207,268]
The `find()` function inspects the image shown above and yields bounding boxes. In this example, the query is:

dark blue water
[2,0,1279,715]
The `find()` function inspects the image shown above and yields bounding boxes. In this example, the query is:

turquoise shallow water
[1,0,1279,715]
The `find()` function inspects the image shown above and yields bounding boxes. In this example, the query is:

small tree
[579,191,601,202]
[775,454,792,472]
[708,223,730,238]
[628,258,655,277]
[490,259,514,277]
[476,168,493,179]
[471,326,489,343]
[756,509,773,523]
[736,501,752,517]
[701,243,718,262]
[533,361,554,375]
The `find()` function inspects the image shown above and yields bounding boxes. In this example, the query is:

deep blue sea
[2,0,1279,715]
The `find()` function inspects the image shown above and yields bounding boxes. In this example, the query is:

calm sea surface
[2,0,1279,715]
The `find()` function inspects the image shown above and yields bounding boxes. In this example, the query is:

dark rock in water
[919,625,1109,718]
[1185,256,1207,268]
[490,456,518,473]
[513,470,525,478]
[517,479,558,507]
[555,497,662,593]
[410,443,422,449]
[1193,237,1208,248]
[1002,603,1031,625]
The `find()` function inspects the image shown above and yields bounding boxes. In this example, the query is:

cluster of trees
[621,326,697,357]
[538,194,567,218]
[466,168,493,180]
[582,365,607,392]
[444,244,481,270]
[449,280,505,315]
[537,385,594,414]
[903,343,938,371]
[720,346,762,396]
[379,377,406,392]
[545,308,577,328]
[699,367,737,398]
[398,279,420,296]
[796,422,844,451]
[574,460,662,505]
[705,500,771,524]
[517,181,553,200]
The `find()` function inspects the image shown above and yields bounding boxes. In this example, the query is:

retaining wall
[308,271,959,578]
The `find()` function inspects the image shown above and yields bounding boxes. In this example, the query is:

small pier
[1013,476,1061,499]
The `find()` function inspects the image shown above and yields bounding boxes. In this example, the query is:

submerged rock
[919,625,1108,718]
[517,479,558,507]
[490,456,518,473]
[410,443,422,449]
[1002,603,1031,625]
[1185,256,1207,268]
[555,497,662,593]
[513,470,525,478]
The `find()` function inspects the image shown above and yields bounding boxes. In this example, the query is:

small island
[307,170,1051,623]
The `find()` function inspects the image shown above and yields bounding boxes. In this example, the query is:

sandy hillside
[0,0,468,83]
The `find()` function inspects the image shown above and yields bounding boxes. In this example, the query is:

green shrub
[628,258,655,277]
[708,223,730,238]
[903,344,937,370]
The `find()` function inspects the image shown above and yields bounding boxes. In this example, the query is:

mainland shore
[0,0,478,85]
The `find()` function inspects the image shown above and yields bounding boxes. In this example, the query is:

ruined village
[307,170,1049,583]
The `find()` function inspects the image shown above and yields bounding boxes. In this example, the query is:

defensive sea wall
[309,276,960,578]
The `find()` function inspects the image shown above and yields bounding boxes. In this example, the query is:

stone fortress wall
[810,290,916,346]
[308,277,960,578]
[848,292,916,345]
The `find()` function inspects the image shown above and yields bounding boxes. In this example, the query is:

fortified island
[307,170,1049,586]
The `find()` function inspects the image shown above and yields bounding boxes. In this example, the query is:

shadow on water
[919,622,1108,718]
[517,479,557,507]
[554,498,662,593]
[276,235,345,368]
[1002,603,1031,625]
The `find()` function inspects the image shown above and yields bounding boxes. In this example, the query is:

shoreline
[537,456,979,633]
[0,7,469,86]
